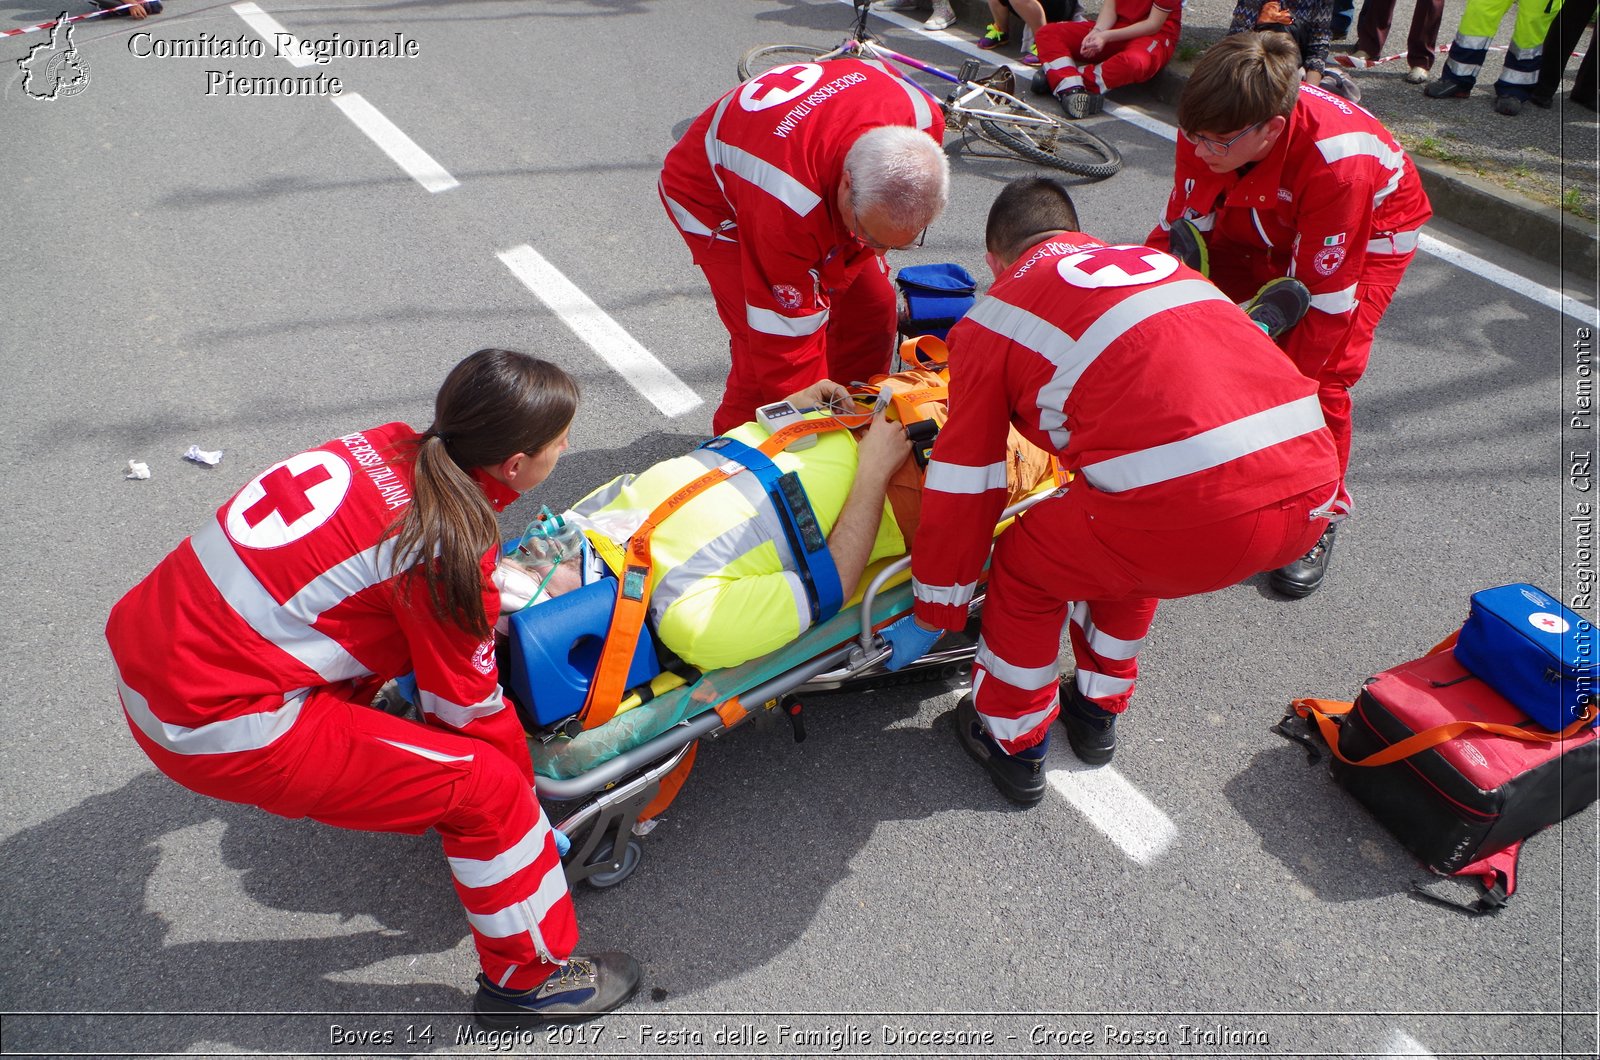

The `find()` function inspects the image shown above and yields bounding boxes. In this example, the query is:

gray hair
[843,125,950,230]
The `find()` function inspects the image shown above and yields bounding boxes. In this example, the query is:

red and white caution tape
[1,3,146,39]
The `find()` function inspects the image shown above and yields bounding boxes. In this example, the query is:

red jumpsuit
[1148,84,1432,488]
[1036,0,1181,96]
[106,423,575,992]
[911,237,1342,752]
[659,58,946,434]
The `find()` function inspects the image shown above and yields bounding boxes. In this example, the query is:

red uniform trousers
[973,482,1335,753]
[690,237,897,435]
[1036,19,1177,94]
[1209,249,1414,479]
[124,685,576,992]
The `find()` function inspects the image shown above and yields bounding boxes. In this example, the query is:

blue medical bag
[895,262,977,341]
[1453,584,1597,731]
[504,576,662,728]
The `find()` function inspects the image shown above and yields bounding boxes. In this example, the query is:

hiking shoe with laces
[977,23,1008,49]
[1059,680,1116,766]
[1242,277,1312,340]
[1269,524,1338,599]
[473,953,642,1030]
[954,695,1048,805]
[1058,87,1103,119]
[1165,216,1209,276]
[1423,76,1471,98]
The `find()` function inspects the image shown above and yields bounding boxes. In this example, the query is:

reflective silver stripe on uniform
[449,820,553,890]
[1314,130,1406,207]
[924,458,1008,495]
[982,698,1060,744]
[1075,669,1134,698]
[970,279,1232,451]
[866,58,937,131]
[1367,229,1421,255]
[571,474,635,518]
[748,304,830,337]
[1251,208,1273,247]
[117,667,306,755]
[912,576,979,608]
[974,637,1061,691]
[1079,394,1325,493]
[463,859,569,964]
[1444,56,1480,78]
[376,737,474,765]
[189,520,370,683]
[419,686,506,728]
[660,184,717,239]
[704,92,823,217]
[1455,33,1492,48]
[1070,601,1144,661]
[1499,63,1538,85]
[1043,55,1077,74]
[1309,284,1359,315]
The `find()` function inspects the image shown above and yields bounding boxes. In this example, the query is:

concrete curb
[937,0,1598,279]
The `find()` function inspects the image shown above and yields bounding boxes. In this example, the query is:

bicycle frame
[836,38,1060,130]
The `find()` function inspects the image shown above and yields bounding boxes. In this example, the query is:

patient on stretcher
[494,369,1054,715]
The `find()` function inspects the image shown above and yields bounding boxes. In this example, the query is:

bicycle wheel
[975,92,1122,180]
[737,44,834,82]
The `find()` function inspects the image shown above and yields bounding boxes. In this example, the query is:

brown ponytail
[391,348,579,639]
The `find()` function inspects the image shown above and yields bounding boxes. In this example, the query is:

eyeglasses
[1182,122,1264,155]
[852,206,927,252]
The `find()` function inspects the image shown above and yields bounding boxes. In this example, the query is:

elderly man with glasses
[660,58,950,434]
[1148,32,1431,599]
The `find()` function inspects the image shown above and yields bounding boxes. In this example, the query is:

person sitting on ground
[1228,0,1363,99]
[1032,0,1181,118]
[979,0,1079,65]
[499,374,1057,673]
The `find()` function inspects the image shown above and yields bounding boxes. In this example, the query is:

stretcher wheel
[582,836,642,889]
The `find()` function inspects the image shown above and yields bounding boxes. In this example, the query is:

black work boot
[474,953,642,1029]
[1269,524,1338,598]
[1058,680,1117,766]
[954,695,1048,805]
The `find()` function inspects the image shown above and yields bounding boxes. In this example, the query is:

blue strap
[698,436,844,624]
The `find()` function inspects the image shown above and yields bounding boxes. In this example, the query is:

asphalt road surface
[2,0,1595,1057]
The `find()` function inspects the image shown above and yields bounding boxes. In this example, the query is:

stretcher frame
[534,490,1050,889]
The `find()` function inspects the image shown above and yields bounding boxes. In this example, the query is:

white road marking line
[1047,761,1177,865]
[864,0,1596,323]
[498,245,703,418]
[231,2,316,68]
[1381,1030,1437,1057]
[331,93,460,194]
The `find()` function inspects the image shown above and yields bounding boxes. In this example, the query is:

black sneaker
[1165,217,1209,277]
[1242,277,1311,340]
[1057,87,1104,120]
[954,695,1048,805]
[1493,94,1523,116]
[1268,524,1338,599]
[473,953,642,1030]
[1422,76,1471,98]
[1058,680,1116,766]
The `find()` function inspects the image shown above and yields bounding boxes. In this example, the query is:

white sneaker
[1404,65,1429,83]
[925,1,956,29]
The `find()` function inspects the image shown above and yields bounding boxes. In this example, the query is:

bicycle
[736,0,1121,180]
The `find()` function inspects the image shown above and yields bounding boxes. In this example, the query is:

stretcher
[521,490,1051,890]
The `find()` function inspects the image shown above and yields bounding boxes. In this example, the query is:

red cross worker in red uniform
[659,57,950,434]
[106,349,640,1030]
[1148,32,1432,598]
[877,179,1344,805]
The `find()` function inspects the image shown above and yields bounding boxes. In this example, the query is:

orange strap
[576,416,851,731]
[898,334,950,370]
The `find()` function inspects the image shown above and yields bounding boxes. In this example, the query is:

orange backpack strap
[575,416,852,731]
[1287,695,1597,769]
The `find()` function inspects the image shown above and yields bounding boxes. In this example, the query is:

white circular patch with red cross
[738,63,824,112]
[1057,245,1179,288]
[471,638,496,675]
[771,283,803,309]
[1314,246,1346,275]
[1528,612,1569,635]
[225,451,352,550]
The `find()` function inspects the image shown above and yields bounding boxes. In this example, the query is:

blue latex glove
[553,828,571,857]
[880,615,942,671]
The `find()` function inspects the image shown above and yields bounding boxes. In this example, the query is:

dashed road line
[499,245,703,418]
[231,2,316,68]
[329,93,460,194]
[1381,1029,1438,1056]
[1047,761,1177,865]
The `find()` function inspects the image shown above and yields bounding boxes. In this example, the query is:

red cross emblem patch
[738,63,824,112]
[1057,245,1178,288]
[225,451,352,549]
[1528,612,1569,635]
